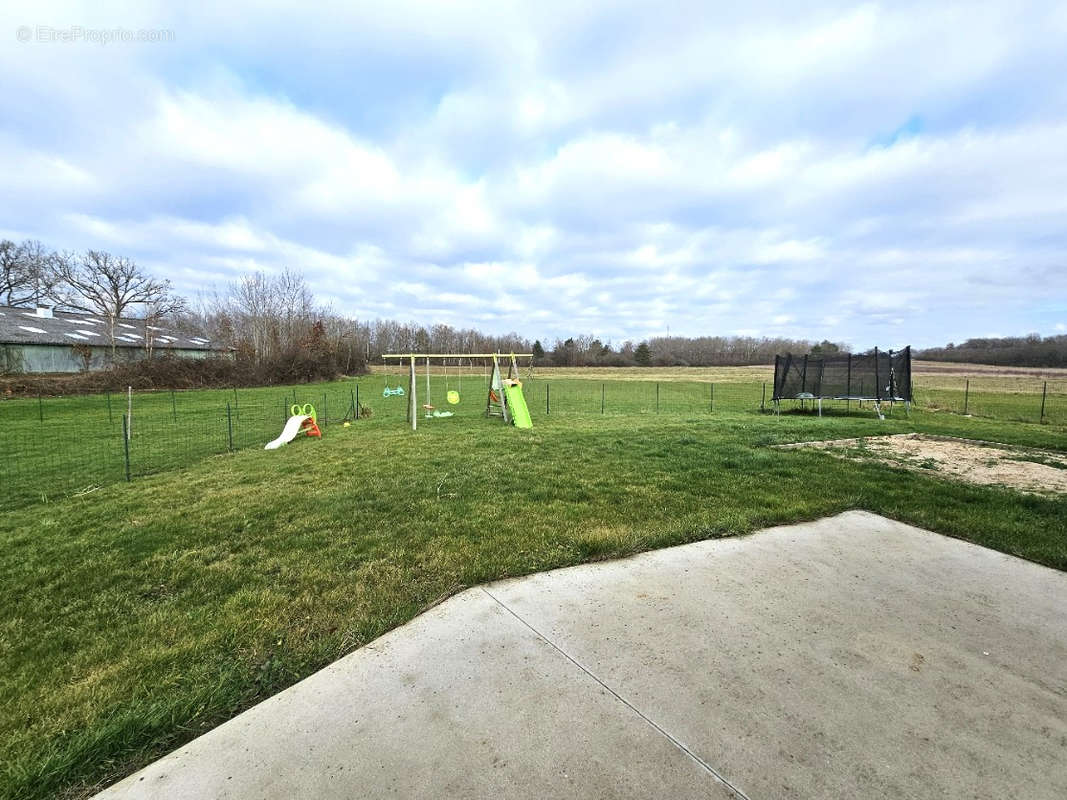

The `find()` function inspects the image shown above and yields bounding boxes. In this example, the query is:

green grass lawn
[3,367,1063,513]
[1,401,1066,800]
[0,375,762,511]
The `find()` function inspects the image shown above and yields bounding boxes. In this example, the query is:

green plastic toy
[290,403,317,424]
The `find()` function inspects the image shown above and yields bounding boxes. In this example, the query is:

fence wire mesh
[1,375,1063,511]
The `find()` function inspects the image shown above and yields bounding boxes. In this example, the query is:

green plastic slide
[503,382,533,429]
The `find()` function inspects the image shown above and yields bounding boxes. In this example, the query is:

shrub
[0,344,365,397]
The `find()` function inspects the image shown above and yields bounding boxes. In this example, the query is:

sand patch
[779,434,1067,496]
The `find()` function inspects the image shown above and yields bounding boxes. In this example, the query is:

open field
[2,393,1067,799]
[372,358,1067,384]
[370,363,776,382]
[911,361,1067,379]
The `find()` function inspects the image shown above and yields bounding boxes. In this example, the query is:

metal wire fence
[914,379,1066,426]
[1,376,1063,512]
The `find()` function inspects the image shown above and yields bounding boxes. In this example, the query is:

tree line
[190,272,530,375]
[535,336,844,367]
[3,236,858,379]
[1,238,531,380]
[917,335,1067,368]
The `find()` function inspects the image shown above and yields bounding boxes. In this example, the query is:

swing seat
[422,403,435,410]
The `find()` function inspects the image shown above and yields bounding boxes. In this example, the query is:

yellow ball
[343,421,351,428]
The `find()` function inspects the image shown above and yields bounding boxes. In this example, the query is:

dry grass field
[372,360,1067,389]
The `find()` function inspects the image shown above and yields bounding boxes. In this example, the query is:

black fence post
[710,382,715,413]
[546,383,550,416]
[774,354,781,402]
[322,393,328,427]
[106,390,113,424]
[873,347,880,403]
[38,393,43,423]
[171,390,177,422]
[283,396,288,423]
[656,383,660,413]
[1040,381,1047,421]
[225,403,233,454]
[233,387,239,420]
[601,383,605,414]
[963,379,969,415]
[122,414,131,482]
[226,401,234,452]
[846,353,852,413]
[761,382,766,412]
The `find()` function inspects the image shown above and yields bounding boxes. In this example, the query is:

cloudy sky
[2,1,1066,349]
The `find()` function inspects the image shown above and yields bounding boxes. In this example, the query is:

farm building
[0,304,227,374]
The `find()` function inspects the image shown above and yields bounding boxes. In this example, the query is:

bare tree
[49,250,173,357]
[0,239,58,306]
[0,240,21,304]
[206,269,320,362]
[230,272,279,360]
[142,293,189,357]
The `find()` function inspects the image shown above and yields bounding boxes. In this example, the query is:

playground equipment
[381,353,533,431]
[486,354,532,429]
[382,385,405,397]
[501,379,532,428]
[445,362,461,405]
[265,403,322,450]
[772,346,912,419]
[422,360,461,413]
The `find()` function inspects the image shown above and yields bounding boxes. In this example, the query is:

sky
[1,1,1066,350]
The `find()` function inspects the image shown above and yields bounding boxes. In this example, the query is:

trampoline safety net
[773,346,911,402]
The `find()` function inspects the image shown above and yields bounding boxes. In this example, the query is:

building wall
[0,343,221,374]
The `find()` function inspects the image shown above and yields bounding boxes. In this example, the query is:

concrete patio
[96,511,1067,799]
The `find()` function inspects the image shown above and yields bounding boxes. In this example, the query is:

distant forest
[917,334,1067,368]
[535,335,844,368]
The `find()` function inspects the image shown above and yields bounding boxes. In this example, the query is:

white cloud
[0,0,1065,346]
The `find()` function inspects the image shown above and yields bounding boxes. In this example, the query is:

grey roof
[0,305,223,351]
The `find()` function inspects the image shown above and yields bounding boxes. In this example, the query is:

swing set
[381,352,534,431]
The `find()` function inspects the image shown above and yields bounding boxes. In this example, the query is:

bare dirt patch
[780,434,1067,496]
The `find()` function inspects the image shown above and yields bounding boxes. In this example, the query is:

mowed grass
[3,364,1065,512]
[1,401,1067,799]
[0,374,761,511]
